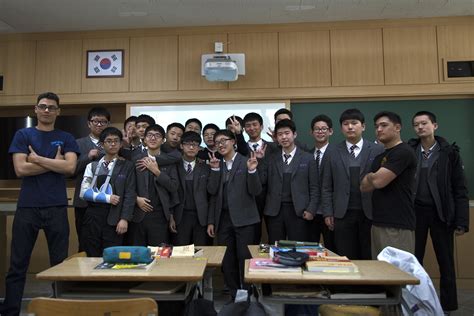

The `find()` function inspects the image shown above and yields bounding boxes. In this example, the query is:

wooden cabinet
[330,28,384,86]
[279,31,331,88]
[35,40,82,94]
[384,26,439,85]
[3,41,36,95]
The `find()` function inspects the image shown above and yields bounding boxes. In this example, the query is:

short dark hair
[374,111,402,126]
[181,131,202,144]
[124,116,137,130]
[185,118,202,130]
[136,114,156,126]
[225,115,244,127]
[203,123,220,134]
[339,108,365,125]
[87,107,110,121]
[413,111,437,124]
[145,124,165,138]
[214,129,236,141]
[275,119,296,133]
[37,92,60,106]
[311,114,333,130]
[99,127,123,143]
[243,112,263,125]
[166,122,185,133]
[274,108,293,121]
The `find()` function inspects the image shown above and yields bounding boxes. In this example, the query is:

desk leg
[203,268,214,301]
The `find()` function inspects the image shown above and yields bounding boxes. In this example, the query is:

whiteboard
[128,102,287,142]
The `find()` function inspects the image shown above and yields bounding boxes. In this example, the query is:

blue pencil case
[102,246,153,264]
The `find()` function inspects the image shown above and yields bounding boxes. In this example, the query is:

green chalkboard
[291,99,474,198]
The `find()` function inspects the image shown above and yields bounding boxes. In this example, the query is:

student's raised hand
[302,211,314,221]
[110,194,120,205]
[266,127,276,142]
[137,196,153,212]
[254,143,267,159]
[116,219,128,235]
[228,115,242,134]
[208,152,220,169]
[207,224,215,238]
[169,215,177,233]
[247,151,258,171]
[324,216,334,231]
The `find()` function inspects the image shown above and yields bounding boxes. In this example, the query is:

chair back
[27,297,158,316]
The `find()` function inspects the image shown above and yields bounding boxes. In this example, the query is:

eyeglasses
[36,104,59,112]
[103,139,120,145]
[313,127,329,133]
[215,138,232,146]
[182,142,200,148]
[90,120,109,126]
[145,133,163,140]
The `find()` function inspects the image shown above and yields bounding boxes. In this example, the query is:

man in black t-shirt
[361,111,417,258]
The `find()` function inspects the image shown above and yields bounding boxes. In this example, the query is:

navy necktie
[284,154,291,165]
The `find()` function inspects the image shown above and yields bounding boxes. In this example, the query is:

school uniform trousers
[129,151,179,246]
[172,161,211,246]
[207,153,261,298]
[81,159,137,257]
[321,140,383,260]
[261,148,318,245]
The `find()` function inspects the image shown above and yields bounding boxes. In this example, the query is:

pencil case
[102,246,153,264]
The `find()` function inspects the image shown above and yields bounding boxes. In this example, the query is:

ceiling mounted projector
[201,53,245,82]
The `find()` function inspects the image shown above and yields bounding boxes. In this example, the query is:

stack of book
[305,256,359,274]
[148,244,204,258]
[270,245,328,260]
[249,258,302,274]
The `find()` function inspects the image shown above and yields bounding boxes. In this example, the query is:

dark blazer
[261,147,318,216]
[131,151,179,223]
[86,158,137,226]
[73,136,104,208]
[173,160,211,226]
[309,143,336,214]
[321,139,384,220]
[207,153,262,231]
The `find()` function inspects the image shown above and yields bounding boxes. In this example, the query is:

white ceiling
[0,0,473,33]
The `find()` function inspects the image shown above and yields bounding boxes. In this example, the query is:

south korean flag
[87,50,123,77]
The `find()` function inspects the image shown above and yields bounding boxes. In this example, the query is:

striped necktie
[186,163,193,175]
[422,149,431,160]
[252,143,259,151]
[349,145,357,158]
[284,154,291,165]
[316,150,321,168]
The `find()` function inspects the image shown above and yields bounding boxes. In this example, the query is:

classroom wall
[0,16,473,107]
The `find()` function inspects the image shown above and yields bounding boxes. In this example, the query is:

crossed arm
[13,146,77,177]
[360,167,397,192]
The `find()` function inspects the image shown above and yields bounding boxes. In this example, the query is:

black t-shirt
[371,142,417,230]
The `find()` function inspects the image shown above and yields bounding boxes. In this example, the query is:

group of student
[0,91,469,316]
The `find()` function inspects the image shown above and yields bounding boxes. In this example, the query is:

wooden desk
[245,259,419,314]
[37,257,207,301]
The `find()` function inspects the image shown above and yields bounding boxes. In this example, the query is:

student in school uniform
[79,127,137,257]
[122,115,139,150]
[261,119,318,244]
[225,115,249,157]
[307,114,336,251]
[185,118,202,134]
[129,124,179,246]
[135,114,156,149]
[321,109,383,259]
[267,108,311,152]
[161,122,185,154]
[73,106,110,251]
[169,131,211,246]
[207,129,261,300]
[197,123,220,162]
[408,111,469,313]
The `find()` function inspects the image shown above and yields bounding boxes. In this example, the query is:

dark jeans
[334,208,372,260]
[2,206,69,316]
[415,203,457,311]
[129,210,170,246]
[81,206,124,257]
[217,208,255,299]
[266,202,311,245]
[172,210,207,246]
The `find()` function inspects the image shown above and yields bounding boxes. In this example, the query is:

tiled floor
[11,274,474,315]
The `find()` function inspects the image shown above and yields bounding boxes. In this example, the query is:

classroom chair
[27,297,158,316]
